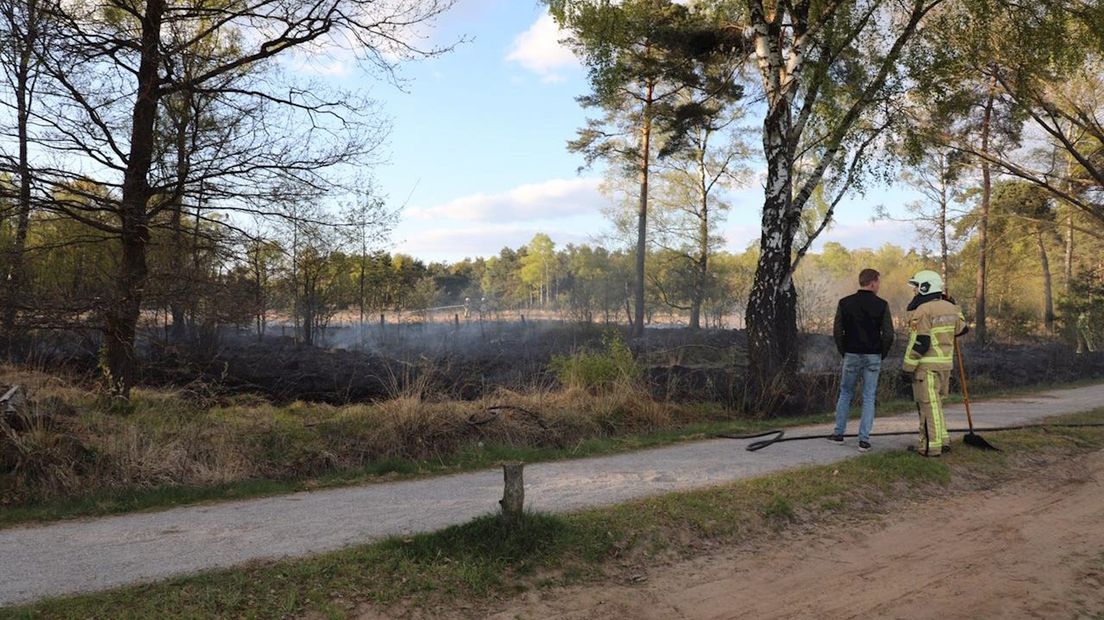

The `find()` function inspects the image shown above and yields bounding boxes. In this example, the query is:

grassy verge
[0,414,821,529]
[6,408,1103,620]
[2,378,1097,529]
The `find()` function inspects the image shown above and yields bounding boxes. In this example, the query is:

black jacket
[833,290,894,357]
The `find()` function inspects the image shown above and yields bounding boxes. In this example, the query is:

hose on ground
[721,422,1104,452]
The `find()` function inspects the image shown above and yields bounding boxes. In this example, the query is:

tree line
[2,190,1096,353]
[0,0,455,395]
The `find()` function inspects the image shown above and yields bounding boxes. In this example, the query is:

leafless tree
[11,0,454,396]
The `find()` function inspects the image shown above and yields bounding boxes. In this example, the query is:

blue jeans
[833,353,882,443]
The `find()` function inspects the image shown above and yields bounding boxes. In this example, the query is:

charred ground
[22,321,1104,411]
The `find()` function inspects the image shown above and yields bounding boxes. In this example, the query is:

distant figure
[827,268,895,452]
[902,270,968,457]
[464,297,471,319]
[1078,311,1095,353]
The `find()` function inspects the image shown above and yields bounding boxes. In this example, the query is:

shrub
[549,333,641,391]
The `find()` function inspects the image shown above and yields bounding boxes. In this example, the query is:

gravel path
[2,383,1103,607]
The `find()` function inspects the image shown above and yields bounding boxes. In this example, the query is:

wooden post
[499,462,524,522]
[454,313,460,329]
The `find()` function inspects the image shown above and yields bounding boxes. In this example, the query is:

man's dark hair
[859,268,880,287]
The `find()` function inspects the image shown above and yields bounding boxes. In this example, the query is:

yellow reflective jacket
[903,295,967,372]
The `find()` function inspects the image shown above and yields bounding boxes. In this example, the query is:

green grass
[3,378,1098,530]
[7,408,1103,620]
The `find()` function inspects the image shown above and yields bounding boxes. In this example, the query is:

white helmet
[908,270,944,295]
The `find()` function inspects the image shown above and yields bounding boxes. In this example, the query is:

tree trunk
[104,233,150,397]
[302,280,315,347]
[253,250,267,342]
[974,80,996,345]
[747,97,800,398]
[168,94,192,343]
[3,0,38,356]
[939,154,949,288]
[358,251,366,329]
[104,0,164,398]
[290,223,300,343]
[1064,215,1074,295]
[187,198,203,336]
[168,203,188,342]
[633,82,655,338]
[624,281,633,325]
[1036,228,1055,333]
[688,301,703,330]
[689,141,708,331]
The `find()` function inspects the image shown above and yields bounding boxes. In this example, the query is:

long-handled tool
[728,421,1104,452]
[955,339,999,451]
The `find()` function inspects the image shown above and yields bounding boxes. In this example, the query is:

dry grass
[0,365,688,507]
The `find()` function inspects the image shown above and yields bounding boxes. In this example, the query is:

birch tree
[731,0,946,395]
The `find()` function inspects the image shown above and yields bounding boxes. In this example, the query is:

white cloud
[812,219,920,251]
[721,212,920,255]
[288,55,354,77]
[722,224,761,252]
[395,222,590,260]
[505,13,578,82]
[408,177,605,223]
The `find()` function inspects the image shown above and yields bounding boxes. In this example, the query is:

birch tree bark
[741,0,941,400]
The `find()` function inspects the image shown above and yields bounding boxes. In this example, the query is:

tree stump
[499,462,524,523]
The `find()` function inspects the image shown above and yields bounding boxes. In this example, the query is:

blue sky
[316,0,925,263]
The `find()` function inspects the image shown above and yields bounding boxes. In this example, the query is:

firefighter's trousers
[911,368,950,456]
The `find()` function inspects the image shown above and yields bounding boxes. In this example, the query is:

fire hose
[723,422,1104,452]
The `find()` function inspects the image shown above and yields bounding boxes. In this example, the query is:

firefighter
[902,270,967,457]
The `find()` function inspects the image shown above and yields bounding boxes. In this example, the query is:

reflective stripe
[927,326,956,363]
[907,325,955,368]
[918,403,941,454]
[903,330,920,370]
[927,370,944,449]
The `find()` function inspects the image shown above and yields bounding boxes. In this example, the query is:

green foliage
[550,332,641,391]
[1058,268,1104,351]
[519,233,559,306]
[950,180,1066,333]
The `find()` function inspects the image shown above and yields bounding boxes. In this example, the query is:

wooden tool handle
[955,341,975,432]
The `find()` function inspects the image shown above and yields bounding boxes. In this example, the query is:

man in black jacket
[827,268,895,452]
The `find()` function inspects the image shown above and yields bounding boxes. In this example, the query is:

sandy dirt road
[485,450,1104,620]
